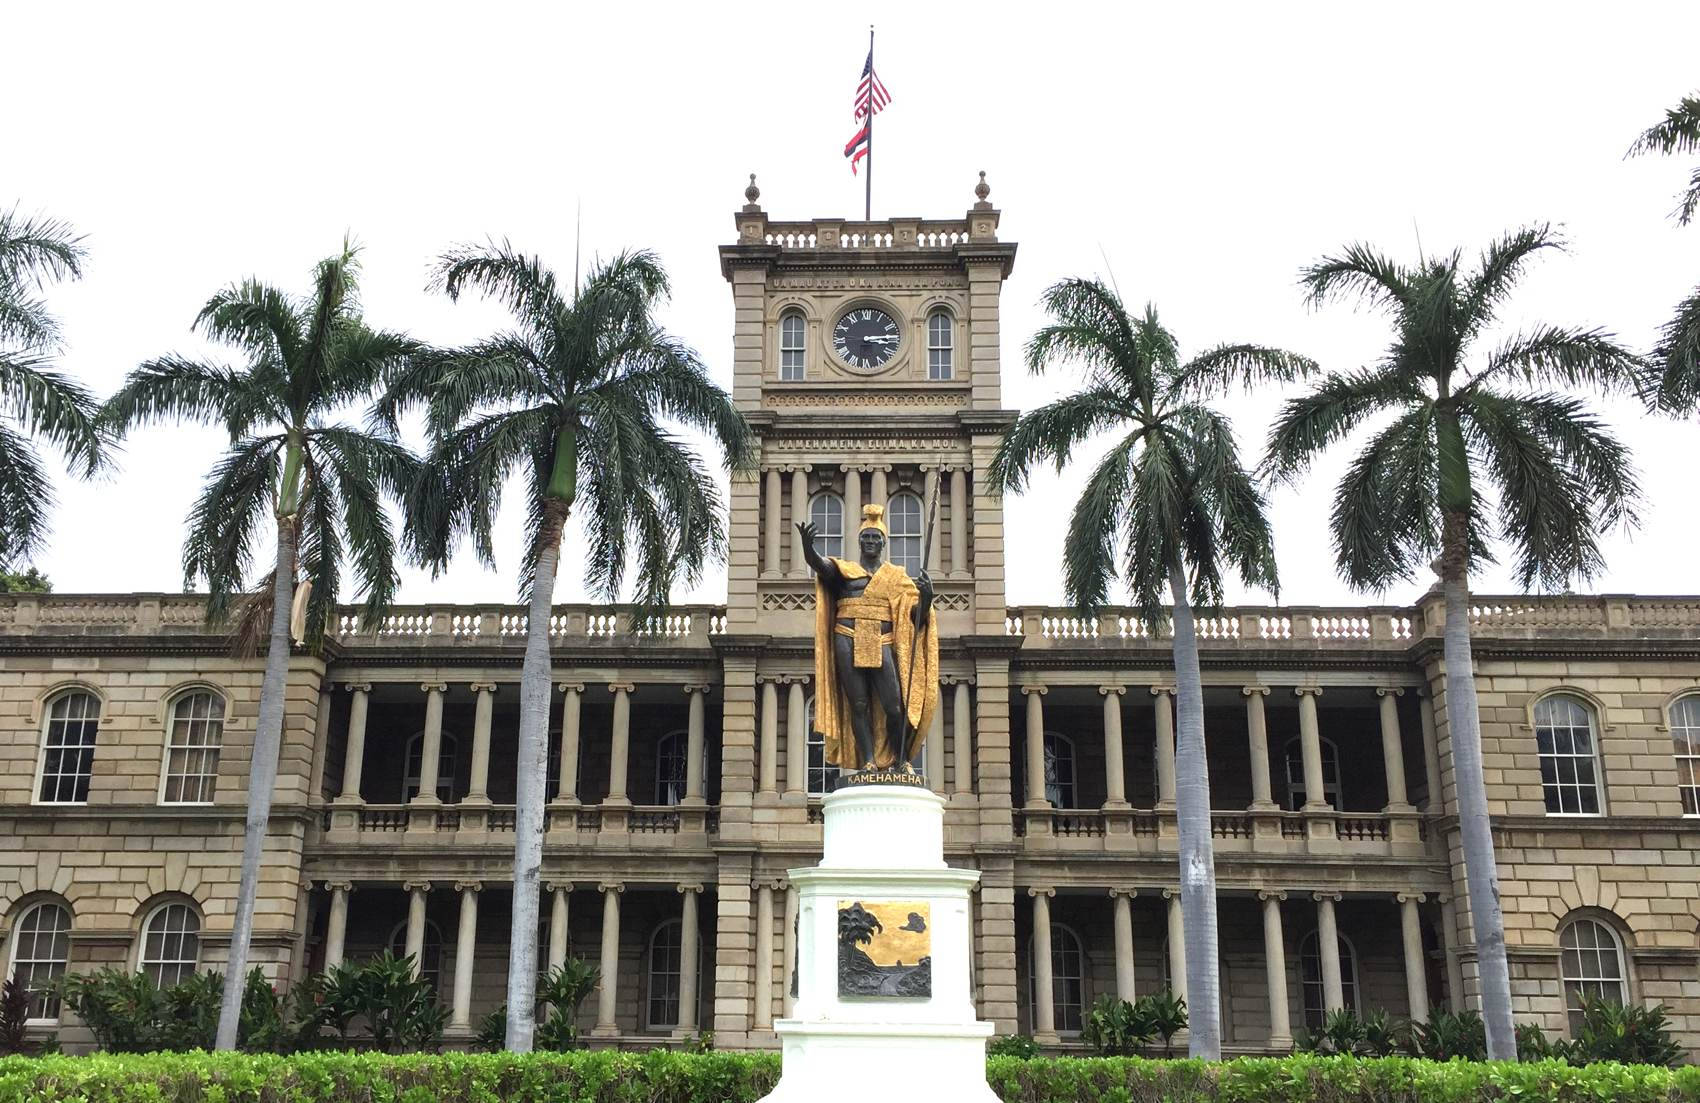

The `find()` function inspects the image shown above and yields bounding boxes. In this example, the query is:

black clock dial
[832,307,900,371]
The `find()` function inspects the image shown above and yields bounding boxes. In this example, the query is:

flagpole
[864,25,874,223]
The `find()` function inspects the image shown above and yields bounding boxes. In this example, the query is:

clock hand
[863,336,899,344]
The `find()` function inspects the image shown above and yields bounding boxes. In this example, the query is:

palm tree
[379,243,752,1051]
[1263,226,1644,1059]
[989,278,1314,1060]
[1628,94,1700,413]
[103,243,419,1051]
[0,207,104,568]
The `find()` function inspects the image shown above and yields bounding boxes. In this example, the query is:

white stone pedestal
[758,784,999,1103]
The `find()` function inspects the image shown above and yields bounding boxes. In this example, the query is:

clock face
[832,307,900,371]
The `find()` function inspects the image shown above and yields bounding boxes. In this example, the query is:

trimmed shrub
[1,1052,1699,1103]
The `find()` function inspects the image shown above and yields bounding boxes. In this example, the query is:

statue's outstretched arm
[795,521,842,587]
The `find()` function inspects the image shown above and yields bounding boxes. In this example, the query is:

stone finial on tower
[744,173,762,212]
[974,171,990,203]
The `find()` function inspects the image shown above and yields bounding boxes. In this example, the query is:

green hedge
[2,1051,1699,1103]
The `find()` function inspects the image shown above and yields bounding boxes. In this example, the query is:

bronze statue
[798,504,938,775]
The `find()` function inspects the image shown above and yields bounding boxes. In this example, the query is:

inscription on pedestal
[837,900,932,998]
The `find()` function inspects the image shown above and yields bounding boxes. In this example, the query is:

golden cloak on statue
[811,505,939,770]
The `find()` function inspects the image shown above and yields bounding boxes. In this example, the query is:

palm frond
[1058,431,1138,617]
[194,279,303,374]
[295,449,345,647]
[987,387,1135,493]
[1650,281,1700,413]
[1261,367,1424,483]
[101,355,277,440]
[0,207,86,287]
[291,243,361,416]
[0,351,105,475]
[1628,94,1700,224]
[182,437,283,625]
[0,423,53,569]
[308,428,414,626]
[315,325,425,413]
[431,238,570,326]
[1465,325,1648,396]
[1023,278,1145,394]
[409,407,557,573]
[1299,243,1410,312]
[1461,224,1563,332]
[1329,407,1439,590]
[1169,403,1280,601]
[590,337,757,472]
[1165,344,1317,401]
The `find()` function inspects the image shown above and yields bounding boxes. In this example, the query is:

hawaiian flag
[844,48,889,174]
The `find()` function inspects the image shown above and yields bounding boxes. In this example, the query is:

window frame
[926,309,954,380]
[1668,694,1700,817]
[6,900,72,1023]
[1533,693,1606,817]
[34,689,101,805]
[654,729,697,806]
[644,917,693,1030]
[1559,916,1628,1036]
[402,730,459,803]
[388,918,446,995]
[778,310,807,381]
[159,689,226,805]
[886,491,924,574]
[809,492,845,560]
[1027,921,1087,1035]
[1298,928,1361,1031]
[1042,731,1077,808]
[1281,736,1341,812]
[805,696,840,796]
[137,901,201,988]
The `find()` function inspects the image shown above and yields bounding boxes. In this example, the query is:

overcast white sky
[8,1,1698,611]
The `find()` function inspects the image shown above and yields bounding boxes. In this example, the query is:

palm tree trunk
[213,514,298,1051]
[1438,512,1516,1059]
[505,497,570,1052]
[1168,556,1220,1060]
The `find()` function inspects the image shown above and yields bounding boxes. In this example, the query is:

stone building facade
[3,183,1700,1053]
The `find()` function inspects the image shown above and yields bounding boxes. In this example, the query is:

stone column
[1154,686,1177,808]
[789,466,810,577]
[759,678,780,797]
[949,466,969,575]
[782,884,799,1018]
[1399,893,1429,1021]
[1100,685,1129,809]
[403,881,431,979]
[1110,889,1137,1000]
[335,684,371,804]
[414,683,447,804]
[764,466,783,575]
[870,465,888,510]
[1029,888,1058,1041]
[683,685,709,806]
[1259,890,1292,1048]
[451,881,481,1029]
[842,464,862,530]
[927,685,945,791]
[753,881,776,1030]
[605,683,634,807]
[1165,890,1186,1002]
[1378,689,1412,810]
[467,683,496,803]
[785,679,807,799]
[1022,687,1048,809]
[1243,685,1276,809]
[1314,893,1344,1012]
[1419,690,1444,814]
[1295,688,1329,810]
[547,882,570,972]
[592,883,623,1036]
[323,882,353,969]
[952,680,974,796]
[555,683,583,805]
[678,884,703,1033]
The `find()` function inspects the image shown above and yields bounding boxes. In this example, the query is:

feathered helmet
[858,503,888,537]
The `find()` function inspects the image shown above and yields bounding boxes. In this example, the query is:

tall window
[927,310,954,380]
[7,902,71,1021]
[403,732,458,802]
[389,920,445,994]
[1559,917,1626,1035]
[656,730,687,805]
[1535,694,1603,815]
[647,919,685,1028]
[1043,732,1076,807]
[161,691,225,803]
[1670,695,1700,816]
[1028,923,1085,1033]
[779,311,806,380]
[887,491,923,573]
[809,492,845,559]
[139,903,200,987]
[1298,930,1360,1030]
[1282,737,1340,811]
[806,697,840,795]
[37,690,100,803]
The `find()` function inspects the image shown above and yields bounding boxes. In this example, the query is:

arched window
[656,730,688,805]
[779,310,806,381]
[1535,694,1603,815]
[139,902,201,988]
[806,696,840,795]
[927,310,954,380]
[1560,917,1627,1035]
[1669,695,1700,816]
[389,920,445,994]
[37,690,100,803]
[1282,737,1340,811]
[402,732,458,802]
[1298,929,1360,1030]
[161,690,225,804]
[809,492,845,559]
[886,491,923,574]
[1043,732,1076,808]
[1028,923,1086,1034]
[7,901,71,1021]
[646,918,693,1029]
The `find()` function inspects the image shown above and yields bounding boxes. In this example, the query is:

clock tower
[712,174,1024,1042]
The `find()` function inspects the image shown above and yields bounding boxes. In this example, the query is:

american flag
[845,47,889,175]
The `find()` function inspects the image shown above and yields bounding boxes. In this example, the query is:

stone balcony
[315,802,720,849]
[1012,807,1430,860]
